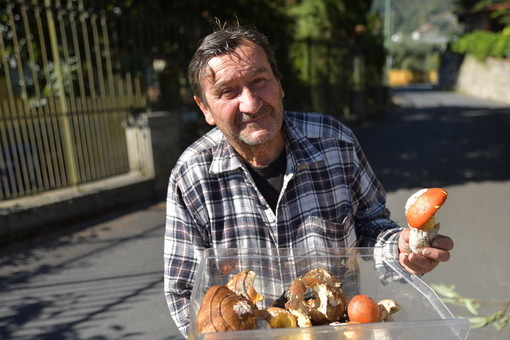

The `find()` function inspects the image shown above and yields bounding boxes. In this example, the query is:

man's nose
[238,87,262,113]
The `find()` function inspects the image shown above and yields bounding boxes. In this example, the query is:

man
[164,24,453,337]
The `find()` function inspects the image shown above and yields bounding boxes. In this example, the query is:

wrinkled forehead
[200,40,268,84]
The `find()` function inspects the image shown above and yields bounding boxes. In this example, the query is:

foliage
[472,0,510,27]
[451,27,510,61]
[390,38,441,72]
[285,0,385,113]
[452,1,510,60]
[362,12,387,84]
[431,283,510,330]
[287,0,346,85]
[0,0,387,116]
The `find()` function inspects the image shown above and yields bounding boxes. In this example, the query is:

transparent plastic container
[189,247,470,340]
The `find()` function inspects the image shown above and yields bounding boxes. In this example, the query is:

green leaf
[494,314,510,331]
[464,298,481,316]
[467,316,489,329]
[493,315,509,330]
[494,320,504,331]
[430,283,460,299]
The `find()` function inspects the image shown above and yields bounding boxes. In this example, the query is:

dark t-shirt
[245,148,286,212]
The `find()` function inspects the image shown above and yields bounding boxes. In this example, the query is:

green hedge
[452,28,510,61]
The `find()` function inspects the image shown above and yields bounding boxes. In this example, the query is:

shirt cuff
[373,227,407,285]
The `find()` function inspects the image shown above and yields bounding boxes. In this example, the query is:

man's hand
[398,228,454,275]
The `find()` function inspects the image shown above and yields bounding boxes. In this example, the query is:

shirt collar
[283,116,324,172]
[209,136,244,174]
[209,112,324,175]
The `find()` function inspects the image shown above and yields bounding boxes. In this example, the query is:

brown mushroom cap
[226,270,263,304]
[285,268,346,327]
[285,277,313,327]
[405,188,448,229]
[196,285,257,335]
[304,268,346,323]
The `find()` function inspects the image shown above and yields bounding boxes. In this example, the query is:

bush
[451,28,510,61]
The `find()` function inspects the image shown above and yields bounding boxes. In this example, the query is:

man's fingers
[431,235,454,251]
[399,252,439,275]
[421,247,451,262]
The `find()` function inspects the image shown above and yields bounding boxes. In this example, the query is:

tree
[285,0,385,115]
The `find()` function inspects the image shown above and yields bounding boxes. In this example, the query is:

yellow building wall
[388,69,437,86]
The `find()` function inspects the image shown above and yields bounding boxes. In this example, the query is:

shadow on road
[353,86,510,192]
[0,202,177,340]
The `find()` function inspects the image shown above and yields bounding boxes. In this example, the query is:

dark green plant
[285,0,386,115]
[451,28,510,61]
[390,38,441,73]
[472,0,510,27]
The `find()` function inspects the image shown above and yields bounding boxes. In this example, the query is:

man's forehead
[200,44,270,84]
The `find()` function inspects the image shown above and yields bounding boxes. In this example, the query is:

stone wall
[455,55,510,104]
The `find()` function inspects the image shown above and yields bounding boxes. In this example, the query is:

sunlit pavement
[0,201,184,340]
[356,84,510,340]
[1,84,509,339]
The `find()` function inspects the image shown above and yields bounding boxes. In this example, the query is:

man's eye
[220,89,236,98]
[252,78,266,86]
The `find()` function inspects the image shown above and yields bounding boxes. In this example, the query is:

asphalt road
[1,84,509,339]
[354,84,510,340]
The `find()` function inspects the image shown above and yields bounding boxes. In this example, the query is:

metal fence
[0,0,147,200]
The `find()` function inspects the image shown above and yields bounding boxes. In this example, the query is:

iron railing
[0,0,147,200]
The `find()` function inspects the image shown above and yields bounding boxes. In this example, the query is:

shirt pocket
[300,214,357,249]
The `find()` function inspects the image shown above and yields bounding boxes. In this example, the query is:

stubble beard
[233,104,283,147]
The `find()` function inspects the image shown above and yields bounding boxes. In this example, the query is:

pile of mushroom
[196,268,400,335]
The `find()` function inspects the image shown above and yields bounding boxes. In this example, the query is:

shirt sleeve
[346,133,406,281]
[164,172,206,338]
[373,227,409,284]
[349,134,402,247]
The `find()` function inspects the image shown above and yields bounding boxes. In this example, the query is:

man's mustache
[238,105,272,123]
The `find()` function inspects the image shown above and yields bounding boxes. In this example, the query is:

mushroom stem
[409,222,440,253]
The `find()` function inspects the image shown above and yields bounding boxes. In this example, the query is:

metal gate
[0,0,147,200]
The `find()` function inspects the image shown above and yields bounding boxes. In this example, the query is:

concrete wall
[0,111,181,242]
[145,112,183,199]
[456,55,510,104]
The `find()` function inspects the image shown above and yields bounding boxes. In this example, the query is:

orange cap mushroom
[405,188,448,231]
[347,294,381,324]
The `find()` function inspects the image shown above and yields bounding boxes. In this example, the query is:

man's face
[194,41,285,150]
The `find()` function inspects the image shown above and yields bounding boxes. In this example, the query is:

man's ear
[193,96,216,125]
[194,95,216,126]
[278,79,285,99]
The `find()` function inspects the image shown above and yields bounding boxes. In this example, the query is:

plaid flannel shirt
[164,111,401,337]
